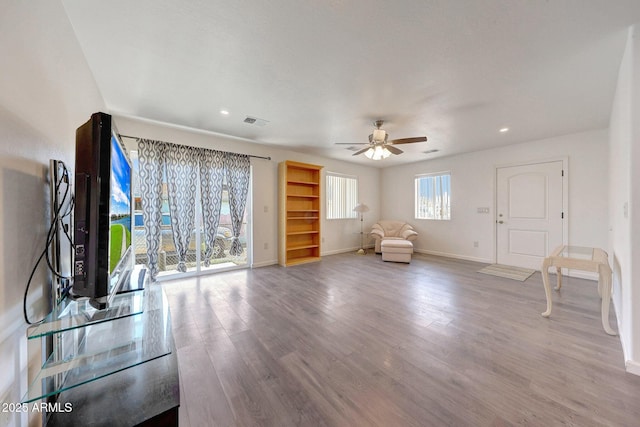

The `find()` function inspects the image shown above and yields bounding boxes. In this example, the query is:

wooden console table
[541,245,616,335]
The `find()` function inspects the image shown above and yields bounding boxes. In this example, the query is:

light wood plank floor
[161,252,640,427]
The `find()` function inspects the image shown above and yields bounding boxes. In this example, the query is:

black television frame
[73,112,132,309]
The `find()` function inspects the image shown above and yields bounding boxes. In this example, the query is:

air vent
[423,149,439,154]
[244,116,269,126]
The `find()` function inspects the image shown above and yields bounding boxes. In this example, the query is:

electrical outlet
[473,241,479,248]
[322,237,325,243]
[264,243,268,250]
[264,205,268,213]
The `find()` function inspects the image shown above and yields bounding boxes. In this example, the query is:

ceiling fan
[336,120,427,159]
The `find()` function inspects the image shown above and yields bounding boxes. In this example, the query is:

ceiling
[61,0,640,167]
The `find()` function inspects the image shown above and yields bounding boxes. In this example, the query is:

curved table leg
[597,276,603,298]
[600,265,616,335]
[554,266,562,290]
[541,258,553,317]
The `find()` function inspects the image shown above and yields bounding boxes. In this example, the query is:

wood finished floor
[161,253,640,427]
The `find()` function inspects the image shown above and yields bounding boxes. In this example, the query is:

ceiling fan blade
[390,136,428,145]
[352,147,371,156]
[385,145,403,155]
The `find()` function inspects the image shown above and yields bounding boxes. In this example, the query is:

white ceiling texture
[62,0,640,166]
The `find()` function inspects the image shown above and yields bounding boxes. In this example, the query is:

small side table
[541,245,616,335]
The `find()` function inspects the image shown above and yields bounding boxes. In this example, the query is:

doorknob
[498,220,504,224]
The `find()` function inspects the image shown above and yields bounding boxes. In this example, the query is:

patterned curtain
[137,139,165,280]
[224,153,250,256]
[199,149,225,267]
[164,143,199,272]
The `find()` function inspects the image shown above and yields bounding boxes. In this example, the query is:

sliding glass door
[131,151,251,278]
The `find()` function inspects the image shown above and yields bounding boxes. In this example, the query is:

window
[415,172,451,220]
[326,173,358,219]
[130,151,251,277]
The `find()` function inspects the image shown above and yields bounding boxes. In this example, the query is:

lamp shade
[364,147,375,159]
[353,203,369,213]
[364,145,391,160]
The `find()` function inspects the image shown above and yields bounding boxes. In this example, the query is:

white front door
[496,161,564,270]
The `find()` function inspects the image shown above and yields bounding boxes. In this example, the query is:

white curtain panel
[164,142,199,272]
[224,153,250,256]
[136,139,165,280]
[199,148,225,266]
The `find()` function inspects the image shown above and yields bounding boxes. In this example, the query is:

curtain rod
[118,134,272,161]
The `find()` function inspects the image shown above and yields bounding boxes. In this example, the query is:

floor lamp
[353,203,369,255]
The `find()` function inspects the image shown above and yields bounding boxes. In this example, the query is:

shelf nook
[279,161,323,266]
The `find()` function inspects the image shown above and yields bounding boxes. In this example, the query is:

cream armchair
[370,220,418,253]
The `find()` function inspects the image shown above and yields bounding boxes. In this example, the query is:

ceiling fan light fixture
[342,119,426,159]
[364,147,375,159]
[365,145,391,160]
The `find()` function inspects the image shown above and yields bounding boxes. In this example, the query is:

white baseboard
[321,245,374,257]
[414,248,492,264]
[251,259,278,268]
[322,247,357,256]
[626,359,640,376]
[612,298,631,369]
[252,245,376,267]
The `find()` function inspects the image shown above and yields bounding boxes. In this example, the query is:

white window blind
[326,173,358,219]
[415,172,451,220]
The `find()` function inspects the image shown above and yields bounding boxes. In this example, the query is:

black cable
[45,184,71,279]
[23,218,61,324]
[23,164,71,324]
[23,247,51,324]
[61,195,75,246]
[43,161,74,279]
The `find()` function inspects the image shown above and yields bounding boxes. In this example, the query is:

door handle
[498,220,504,224]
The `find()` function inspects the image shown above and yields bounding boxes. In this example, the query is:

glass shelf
[27,289,145,339]
[22,286,172,403]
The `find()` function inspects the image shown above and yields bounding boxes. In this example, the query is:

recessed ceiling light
[499,127,509,133]
[220,110,230,115]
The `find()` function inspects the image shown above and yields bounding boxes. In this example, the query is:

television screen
[73,112,133,309]
[108,134,132,290]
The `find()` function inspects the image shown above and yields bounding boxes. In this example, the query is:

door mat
[478,264,536,281]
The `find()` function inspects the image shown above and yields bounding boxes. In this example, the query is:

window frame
[129,150,252,279]
[414,171,451,220]
[325,172,359,220]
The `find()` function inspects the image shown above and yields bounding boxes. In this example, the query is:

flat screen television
[73,112,133,309]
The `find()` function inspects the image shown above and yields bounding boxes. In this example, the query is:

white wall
[0,1,105,426]
[114,115,381,267]
[381,129,609,263]
[609,24,640,375]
